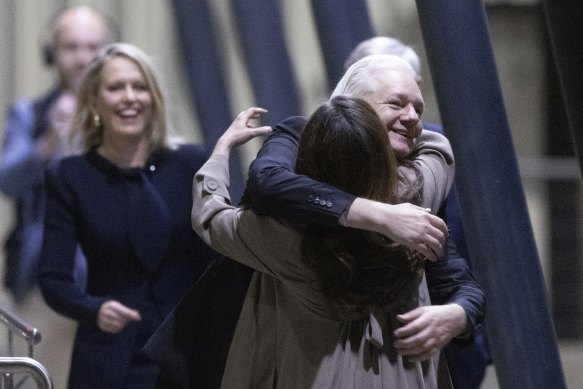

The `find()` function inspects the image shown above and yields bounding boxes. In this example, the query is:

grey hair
[331,54,417,99]
[344,37,422,81]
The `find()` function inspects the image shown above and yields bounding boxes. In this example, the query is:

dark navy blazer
[39,145,220,388]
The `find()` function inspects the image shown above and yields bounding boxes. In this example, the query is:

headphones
[43,43,55,66]
[41,5,120,67]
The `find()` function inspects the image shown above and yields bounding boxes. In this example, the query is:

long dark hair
[296,95,424,308]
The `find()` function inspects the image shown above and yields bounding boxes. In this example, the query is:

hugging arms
[241,115,484,361]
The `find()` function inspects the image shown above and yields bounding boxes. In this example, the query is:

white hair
[331,54,416,98]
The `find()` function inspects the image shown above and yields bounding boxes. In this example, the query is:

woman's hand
[213,107,272,157]
[97,300,141,334]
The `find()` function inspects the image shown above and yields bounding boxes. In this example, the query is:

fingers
[111,303,142,322]
[429,214,448,239]
[393,305,461,362]
[249,125,273,137]
[412,230,444,261]
[418,214,448,260]
[423,234,443,261]
[394,309,422,336]
[393,316,443,362]
[97,300,141,334]
[238,107,268,125]
[394,329,438,361]
[363,202,448,260]
[394,328,444,362]
[236,107,271,136]
[215,108,271,154]
[414,242,438,261]
[396,204,448,260]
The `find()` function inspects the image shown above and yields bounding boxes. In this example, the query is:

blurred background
[0,0,581,388]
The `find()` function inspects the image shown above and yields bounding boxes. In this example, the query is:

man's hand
[392,304,468,362]
[97,300,141,334]
[38,92,77,160]
[341,199,448,260]
[48,91,76,138]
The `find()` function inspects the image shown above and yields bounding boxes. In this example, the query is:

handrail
[0,357,53,389]
[0,308,42,347]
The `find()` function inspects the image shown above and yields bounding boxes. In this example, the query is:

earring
[93,113,101,128]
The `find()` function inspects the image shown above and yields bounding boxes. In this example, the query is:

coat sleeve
[0,100,48,197]
[192,154,305,280]
[244,116,356,226]
[38,163,105,322]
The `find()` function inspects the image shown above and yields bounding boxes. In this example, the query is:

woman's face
[95,56,153,143]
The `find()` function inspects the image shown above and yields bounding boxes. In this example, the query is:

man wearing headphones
[0,5,114,301]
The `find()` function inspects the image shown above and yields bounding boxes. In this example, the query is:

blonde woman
[39,43,220,389]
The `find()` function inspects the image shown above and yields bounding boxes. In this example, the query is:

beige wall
[0,1,579,388]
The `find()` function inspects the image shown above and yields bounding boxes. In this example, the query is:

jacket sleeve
[0,100,48,197]
[244,116,356,226]
[192,154,307,282]
[38,163,105,322]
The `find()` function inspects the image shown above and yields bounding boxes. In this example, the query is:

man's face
[53,9,109,91]
[362,69,424,159]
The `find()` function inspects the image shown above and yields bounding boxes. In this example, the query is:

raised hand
[213,107,272,157]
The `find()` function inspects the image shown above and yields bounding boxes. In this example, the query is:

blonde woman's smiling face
[95,57,153,143]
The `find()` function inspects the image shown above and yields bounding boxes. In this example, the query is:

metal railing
[0,308,53,389]
[0,358,53,389]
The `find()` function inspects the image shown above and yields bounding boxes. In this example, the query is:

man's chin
[393,145,412,160]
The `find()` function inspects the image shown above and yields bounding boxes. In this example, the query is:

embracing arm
[245,118,450,259]
[244,116,355,225]
[192,108,272,263]
[193,109,307,278]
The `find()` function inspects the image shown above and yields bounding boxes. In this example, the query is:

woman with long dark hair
[191,95,452,388]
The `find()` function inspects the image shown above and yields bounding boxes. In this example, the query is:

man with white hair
[341,36,492,389]
[146,48,485,389]
[246,54,484,367]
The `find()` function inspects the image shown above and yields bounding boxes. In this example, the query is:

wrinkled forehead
[54,9,109,46]
[367,68,422,97]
